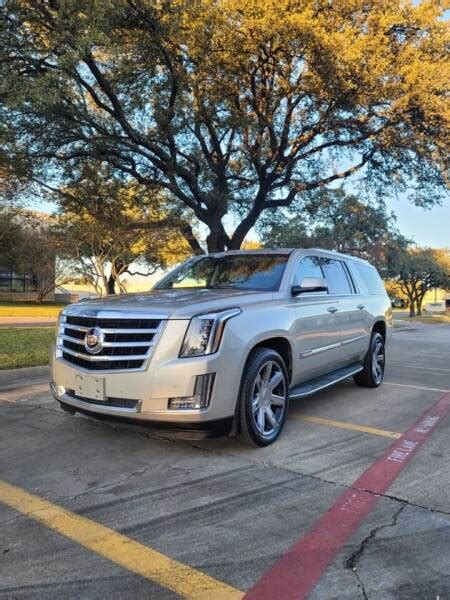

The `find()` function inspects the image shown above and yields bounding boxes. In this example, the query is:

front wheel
[239,347,289,447]
[354,331,385,388]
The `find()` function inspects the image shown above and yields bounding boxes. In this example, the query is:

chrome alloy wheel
[371,336,385,384]
[251,361,287,437]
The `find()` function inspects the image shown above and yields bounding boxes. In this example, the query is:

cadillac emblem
[84,326,104,354]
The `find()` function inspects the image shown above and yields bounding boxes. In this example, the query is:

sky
[389,195,449,248]
[33,193,449,250]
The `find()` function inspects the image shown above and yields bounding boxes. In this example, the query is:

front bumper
[50,382,233,438]
[51,316,243,433]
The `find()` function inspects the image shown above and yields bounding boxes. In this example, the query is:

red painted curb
[245,392,450,600]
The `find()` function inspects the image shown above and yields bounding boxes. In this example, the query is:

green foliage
[55,164,193,294]
[1,0,448,251]
[389,248,450,316]
[258,187,410,275]
[0,327,55,369]
[0,209,67,302]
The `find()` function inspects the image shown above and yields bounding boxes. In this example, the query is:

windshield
[154,254,289,292]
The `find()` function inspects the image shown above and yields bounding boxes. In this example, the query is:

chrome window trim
[289,253,358,299]
[342,261,358,294]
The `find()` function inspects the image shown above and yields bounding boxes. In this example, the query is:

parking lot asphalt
[0,322,449,599]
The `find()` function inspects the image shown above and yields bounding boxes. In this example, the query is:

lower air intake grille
[66,389,139,410]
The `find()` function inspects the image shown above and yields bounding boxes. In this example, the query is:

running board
[289,363,363,399]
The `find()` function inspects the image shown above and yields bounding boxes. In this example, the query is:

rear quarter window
[355,263,386,295]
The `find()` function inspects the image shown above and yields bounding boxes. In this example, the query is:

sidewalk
[0,317,56,328]
[0,365,50,391]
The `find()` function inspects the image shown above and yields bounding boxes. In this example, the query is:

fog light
[168,373,215,410]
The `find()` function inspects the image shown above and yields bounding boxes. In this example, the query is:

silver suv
[51,249,392,446]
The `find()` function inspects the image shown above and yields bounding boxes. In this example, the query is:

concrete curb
[0,365,50,390]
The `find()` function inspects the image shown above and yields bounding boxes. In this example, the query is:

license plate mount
[74,374,105,402]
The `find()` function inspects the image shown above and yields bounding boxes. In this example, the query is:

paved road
[0,322,449,599]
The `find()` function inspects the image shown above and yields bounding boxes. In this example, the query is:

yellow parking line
[292,415,402,439]
[0,480,243,600]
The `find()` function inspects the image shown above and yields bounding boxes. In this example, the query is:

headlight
[179,308,241,358]
[55,311,67,358]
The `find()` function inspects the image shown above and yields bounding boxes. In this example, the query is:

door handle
[357,304,365,310]
[327,306,338,314]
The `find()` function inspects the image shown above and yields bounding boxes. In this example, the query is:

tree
[18,227,64,302]
[0,202,21,251]
[0,210,71,302]
[55,167,192,294]
[1,0,448,252]
[258,187,410,274]
[390,248,449,317]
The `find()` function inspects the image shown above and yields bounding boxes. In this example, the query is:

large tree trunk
[107,274,116,295]
[409,300,416,317]
[206,228,227,253]
[416,296,425,316]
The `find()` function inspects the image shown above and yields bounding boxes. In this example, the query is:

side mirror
[291,277,328,296]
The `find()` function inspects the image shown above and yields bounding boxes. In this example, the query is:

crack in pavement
[345,504,406,600]
[184,440,450,518]
[66,465,156,501]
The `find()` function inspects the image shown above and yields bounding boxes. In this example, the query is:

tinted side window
[294,256,324,286]
[321,259,352,294]
[355,263,386,295]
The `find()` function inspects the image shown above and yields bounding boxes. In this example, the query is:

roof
[305,248,370,265]
[207,247,370,264]
[208,248,294,257]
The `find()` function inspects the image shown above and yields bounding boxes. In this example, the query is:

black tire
[239,347,289,447]
[354,331,385,388]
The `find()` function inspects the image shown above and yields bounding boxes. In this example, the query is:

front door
[290,256,339,384]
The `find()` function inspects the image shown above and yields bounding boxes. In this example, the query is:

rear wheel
[239,347,289,447]
[354,331,385,388]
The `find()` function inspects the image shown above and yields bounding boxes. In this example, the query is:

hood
[64,288,276,319]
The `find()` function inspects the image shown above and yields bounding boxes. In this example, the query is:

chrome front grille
[57,312,166,372]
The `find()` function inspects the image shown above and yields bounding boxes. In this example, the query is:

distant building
[0,267,55,302]
[422,288,450,312]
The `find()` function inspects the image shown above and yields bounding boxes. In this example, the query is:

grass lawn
[395,314,450,326]
[0,302,65,318]
[0,327,55,369]
[409,314,450,325]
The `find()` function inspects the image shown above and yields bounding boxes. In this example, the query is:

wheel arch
[372,320,386,342]
[230,335,293,436]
